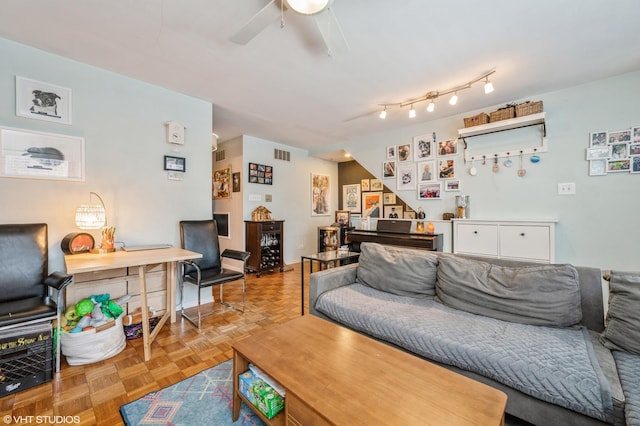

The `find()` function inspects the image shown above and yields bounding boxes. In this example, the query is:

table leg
[139,265,151,362]
[300,257,304,316]
[232,349,249,421]
[168,261,177,323]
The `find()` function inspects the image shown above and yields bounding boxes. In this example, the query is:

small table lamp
[75,192,115,253]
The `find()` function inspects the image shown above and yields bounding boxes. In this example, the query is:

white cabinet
[453,219,556,263]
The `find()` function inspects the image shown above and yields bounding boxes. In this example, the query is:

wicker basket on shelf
[463,113,490,128]
[515,101,543,117]
[489,106,515,122]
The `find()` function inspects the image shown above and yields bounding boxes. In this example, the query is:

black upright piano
[347,219,443,252]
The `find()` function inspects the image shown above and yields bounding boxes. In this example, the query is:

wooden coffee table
[232,316,507,425]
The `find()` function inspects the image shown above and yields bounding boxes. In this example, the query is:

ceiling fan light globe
[286,0,329,15]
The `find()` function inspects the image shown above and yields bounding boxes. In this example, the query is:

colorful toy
[63,293,124,332]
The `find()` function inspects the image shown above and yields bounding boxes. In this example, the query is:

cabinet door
[499,225,550,262]
[455,223,498,256]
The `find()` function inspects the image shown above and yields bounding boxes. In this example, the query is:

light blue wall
[340,71,640,271]
[0,38,212,273]
[240,135,338,264]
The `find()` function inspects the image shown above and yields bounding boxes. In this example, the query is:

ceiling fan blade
[230,0,282,45]
[313,7,348,55]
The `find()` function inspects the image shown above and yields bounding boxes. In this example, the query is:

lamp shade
[75,204,106,229]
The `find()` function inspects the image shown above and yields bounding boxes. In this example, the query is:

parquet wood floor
[0,262,308,426]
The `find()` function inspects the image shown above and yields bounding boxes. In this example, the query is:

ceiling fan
[230,0,348,56]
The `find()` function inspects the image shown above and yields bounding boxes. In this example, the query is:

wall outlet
[558,182,576,195]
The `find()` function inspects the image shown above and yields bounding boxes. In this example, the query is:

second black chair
[179,220,250,328]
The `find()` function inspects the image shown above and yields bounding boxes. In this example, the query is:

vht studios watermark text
[3,415,80,424]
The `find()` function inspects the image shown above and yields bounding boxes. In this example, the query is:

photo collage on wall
[384,131,462,201]
[587,127,640,175]
[248,162,273,184]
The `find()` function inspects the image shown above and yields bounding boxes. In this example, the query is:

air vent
[215,150,225,162]
[274,149,290,161]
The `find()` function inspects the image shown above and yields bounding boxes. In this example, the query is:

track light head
[426,100,435,112]
[409,104,416,118]
[484,77,494,94]
[379,108,387,119]
[449,93,458,106]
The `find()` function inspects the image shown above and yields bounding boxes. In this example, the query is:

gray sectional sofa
[308,242,640,426]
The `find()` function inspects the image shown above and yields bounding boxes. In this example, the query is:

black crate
[0,322,53,397]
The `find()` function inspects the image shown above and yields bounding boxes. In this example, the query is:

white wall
[340,71,640,271]
[238,135,338,264]
[0,38,212,305]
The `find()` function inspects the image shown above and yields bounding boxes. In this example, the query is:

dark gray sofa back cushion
[435,255,582,327]
[357,242,438,297]
[601,271,640,355]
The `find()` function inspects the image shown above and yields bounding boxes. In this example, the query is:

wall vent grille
[274,149,290,161]
[215,150,225,162]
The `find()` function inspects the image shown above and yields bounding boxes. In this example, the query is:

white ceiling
[1,1,639,156]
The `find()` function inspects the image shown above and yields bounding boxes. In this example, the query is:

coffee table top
[232,316,506,425]
[301,250,360,262]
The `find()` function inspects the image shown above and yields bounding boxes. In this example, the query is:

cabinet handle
[473,231,478,234]
[520,233,525,237]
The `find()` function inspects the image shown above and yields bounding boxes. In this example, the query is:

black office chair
[0,223,73,373]
[179,220,251,329]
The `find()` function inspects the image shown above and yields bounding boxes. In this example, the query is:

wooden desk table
[64,247,201,361]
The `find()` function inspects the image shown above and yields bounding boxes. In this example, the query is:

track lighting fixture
[377,69,496,119]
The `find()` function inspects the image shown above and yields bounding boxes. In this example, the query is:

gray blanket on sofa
[613,350,640,425]
[316,283,614,423]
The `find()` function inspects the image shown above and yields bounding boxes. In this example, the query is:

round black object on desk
[61,232,95,254]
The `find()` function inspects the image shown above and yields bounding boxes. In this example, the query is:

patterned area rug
[120,359,265,425]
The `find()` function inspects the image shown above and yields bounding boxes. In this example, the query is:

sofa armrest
[309,263,358,317]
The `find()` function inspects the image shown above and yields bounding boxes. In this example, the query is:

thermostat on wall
[165,121,185,145]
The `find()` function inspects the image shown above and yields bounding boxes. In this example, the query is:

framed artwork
[397,143,412,162]
[396,163,416,190]
[590,131,607,147]
[608,129,631,144]
[311,173,330,216]
[248,162,273,184]
[444,179,461,191]
[413,132,435,160]
[418,160,436,182]
[383,205,403,219]
[386,145,396,159]
[213,212,230,238]
[213,167,231,199]
[370,178,383,191]
[607,159,630,172]
[610,143,628,159]
[15,76,72,125]
[361,178,370,191]
[629,143,640,156]
[632,157,640,174]
[0,126,84,181]
[165,155,186,172]
[335,210,350,226]
[232,172,241,192]
[437,139,458,156]
[633,127,640,143]
[382,161,396,178]
[418,182,442,200]
[586,146,611,160]
[362,191,383,218]
[404,211,416,219]
[589,159,607,176]
[438,159,456,179]
[383,192,396,205]
[342,183,361,213]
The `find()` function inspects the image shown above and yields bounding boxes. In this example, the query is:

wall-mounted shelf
[458,112,546,162]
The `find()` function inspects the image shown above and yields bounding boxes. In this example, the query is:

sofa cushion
[601,271,640,355]
[356,243,438,297]
[435,255,582,327]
